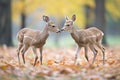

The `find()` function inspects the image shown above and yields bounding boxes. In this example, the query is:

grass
[46,35,120,48]
[107,35,120,46]
[45,36,75,48]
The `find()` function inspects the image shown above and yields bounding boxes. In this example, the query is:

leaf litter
[0,46,120,80]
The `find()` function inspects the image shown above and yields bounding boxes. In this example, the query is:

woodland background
[0,0,120,80]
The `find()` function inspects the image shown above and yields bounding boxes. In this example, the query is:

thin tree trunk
[20,0,26,29]
[95,0,107,45]
[85,5,92,29]
[0,0,13,46]
[21,12,26,29]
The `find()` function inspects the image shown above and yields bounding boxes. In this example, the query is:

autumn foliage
[12,0,120,27]
[0,46,120,80]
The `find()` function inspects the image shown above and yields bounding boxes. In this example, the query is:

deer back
[72,27,103,46]
[85,27,104,42]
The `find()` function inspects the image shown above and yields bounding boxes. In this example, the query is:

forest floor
[0,46,120,80]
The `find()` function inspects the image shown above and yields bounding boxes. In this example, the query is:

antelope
[17,15,59,66]
[59,14,105,65]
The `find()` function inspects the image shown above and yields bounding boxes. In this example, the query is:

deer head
[43,15,59,33]
[61,14,76,33]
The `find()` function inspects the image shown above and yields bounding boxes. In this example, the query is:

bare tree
[0,0,13,46]
[21,0,26,29]
[94,0,107,45]
[84,5,92,29]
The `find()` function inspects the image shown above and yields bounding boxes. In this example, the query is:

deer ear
[43,15,50,22]
[65,16,69,20]
[71,14,76,22]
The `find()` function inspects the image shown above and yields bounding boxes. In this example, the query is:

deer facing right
[17,15,59,66]
[60,14,105,65]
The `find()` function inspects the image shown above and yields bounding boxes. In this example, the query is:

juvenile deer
[60,14,105,65]
[17,15,59,66]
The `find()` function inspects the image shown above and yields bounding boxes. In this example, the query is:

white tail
[17,15,59,66]
[60,14,105,65]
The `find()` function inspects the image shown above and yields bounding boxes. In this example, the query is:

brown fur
[62,14,105,65]
[71,27,103,46]
[17,16,59,66]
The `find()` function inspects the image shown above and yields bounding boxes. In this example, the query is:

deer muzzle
[61,28,64,31]
[56,28,65,33]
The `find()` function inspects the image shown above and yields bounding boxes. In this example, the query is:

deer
[16,15,60,66]
[59,14,105,65]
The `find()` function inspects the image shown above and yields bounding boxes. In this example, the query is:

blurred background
[0,0,120,48]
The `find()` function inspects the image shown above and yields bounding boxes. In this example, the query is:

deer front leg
[75,46,81,65]
[32,47,38,66]
[21,45,29,64]
[39,47,43,65]
[17,43,23,65]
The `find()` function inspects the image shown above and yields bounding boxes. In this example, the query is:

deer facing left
[17,15,59,66]
[59,14,105,65]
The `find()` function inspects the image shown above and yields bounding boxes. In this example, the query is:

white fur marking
[24,36,36,42]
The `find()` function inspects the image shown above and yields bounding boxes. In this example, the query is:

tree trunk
[0,0,13,46]
[95,0,107,45]
[21,12,26,29]
[84,5,92,29]
[20,0,26,29]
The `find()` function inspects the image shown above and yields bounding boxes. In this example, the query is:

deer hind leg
[17,43,23,65]
[102,46,105,65]
[21,45,29,64]
[96,43,105,65]
[89,45,98,65]
[39,47,43,65]
[32,47,38,66]
[84,46,89,63]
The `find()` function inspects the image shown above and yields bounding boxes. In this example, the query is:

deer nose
[61,28,64,31]
[56,30,61,33]
[56,28,65,33]
[56,29,61,33]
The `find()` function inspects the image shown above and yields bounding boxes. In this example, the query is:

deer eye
[52,26,55,27]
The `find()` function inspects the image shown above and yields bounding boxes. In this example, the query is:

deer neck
[70,27,79,43]
[42,24,49,34]
[39,24,49,42]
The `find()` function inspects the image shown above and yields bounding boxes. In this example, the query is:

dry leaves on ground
[0,46,120,80]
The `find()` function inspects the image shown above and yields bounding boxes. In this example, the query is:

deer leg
[101,46,105,65]
[39,47,43,65]
[32,47,38,66]
[89,45,98,65]
[75,46,81,65]
[17,43,23,65]
[21,45,29,64]
[84,46,89,63]
[96,43,105,65]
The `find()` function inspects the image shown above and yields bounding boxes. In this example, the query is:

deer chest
[71,33,88,47]
[33,41,46,48]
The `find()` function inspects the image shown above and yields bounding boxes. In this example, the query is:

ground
[0,46,120,80]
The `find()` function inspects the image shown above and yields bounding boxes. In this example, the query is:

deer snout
[56,28,60,33]
[60,28,65,32]
[56,28,65,33]
[56,30,61,33]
